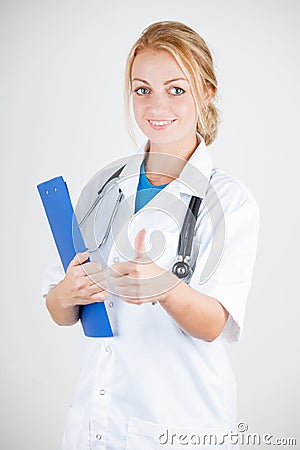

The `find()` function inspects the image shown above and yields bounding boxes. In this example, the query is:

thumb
[134,228,147,260]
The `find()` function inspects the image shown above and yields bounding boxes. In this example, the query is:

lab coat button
[99,389,106,396]
[105,345,111,352]
[109,301,114,308]
[96,434,102,440]
[113,257,119,263]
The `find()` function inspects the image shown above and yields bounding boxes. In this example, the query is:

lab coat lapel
[178,136,213,198]
[116,151,145,215]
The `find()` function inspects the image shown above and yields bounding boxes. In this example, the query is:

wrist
[157,272,183,306]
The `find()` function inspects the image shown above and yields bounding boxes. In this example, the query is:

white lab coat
[43,137,260,449]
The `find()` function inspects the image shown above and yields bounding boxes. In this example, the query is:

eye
[169,87,185,96]
[134,87,150,96]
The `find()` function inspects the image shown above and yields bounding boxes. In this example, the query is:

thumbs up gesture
[108,228,172,305]
[134,228,148,261]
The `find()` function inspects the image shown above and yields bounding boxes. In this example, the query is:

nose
[147,92,169,115]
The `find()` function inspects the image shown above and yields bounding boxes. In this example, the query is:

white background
[1,0,299,448]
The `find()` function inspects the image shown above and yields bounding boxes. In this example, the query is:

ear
[204,86,215,106]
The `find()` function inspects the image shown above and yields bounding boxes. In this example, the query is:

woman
[44,21,259,449]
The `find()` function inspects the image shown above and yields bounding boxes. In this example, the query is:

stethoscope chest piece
[172,260,191,279]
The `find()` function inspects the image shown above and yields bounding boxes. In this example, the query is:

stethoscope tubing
[177,196,203,258]
[78,163,207,281]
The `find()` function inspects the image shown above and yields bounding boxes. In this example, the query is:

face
[131,50,198,152]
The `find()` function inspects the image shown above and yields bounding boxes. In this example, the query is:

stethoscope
[79,164,205,281]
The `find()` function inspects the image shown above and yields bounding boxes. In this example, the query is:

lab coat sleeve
[42,261,65,298]
[191,179,260,344]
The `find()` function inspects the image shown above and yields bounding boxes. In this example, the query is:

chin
[143,130,178,145]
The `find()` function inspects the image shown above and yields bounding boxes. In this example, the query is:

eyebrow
[132,77,188,85]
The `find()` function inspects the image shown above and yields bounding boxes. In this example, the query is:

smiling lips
[148,119,176,130]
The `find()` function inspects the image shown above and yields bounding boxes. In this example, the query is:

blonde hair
[124,21,219,146]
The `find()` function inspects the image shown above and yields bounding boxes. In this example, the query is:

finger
[116,290,139,300]
[111,275,137,287]
[86,272,107,287]
[75,290,108,304]
[108,262,135,278]
[68,252,89,268]
[74,280,108,300]
[84,281,108,295]
[70,262,105,282]
[81,261,104,276]
[119,296,143,305]
[134,228,147,260]
[91,291,108,302]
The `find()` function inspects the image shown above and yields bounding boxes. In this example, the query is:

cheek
[179,99,198,129]
[132,99,144,122]
[177,97,197,118]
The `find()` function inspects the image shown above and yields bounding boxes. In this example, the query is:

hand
[59,252,108,308]
[108,229,175,305]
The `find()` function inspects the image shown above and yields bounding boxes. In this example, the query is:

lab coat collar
[117,134,213,208]
[176,134,213,198]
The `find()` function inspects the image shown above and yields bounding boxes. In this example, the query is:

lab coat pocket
[125,417,230,450]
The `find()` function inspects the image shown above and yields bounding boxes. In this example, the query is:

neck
[144,133,199,185]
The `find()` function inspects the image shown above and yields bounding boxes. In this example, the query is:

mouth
[147,119,176,130]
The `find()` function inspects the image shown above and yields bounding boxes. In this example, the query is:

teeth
[149,120,173,126]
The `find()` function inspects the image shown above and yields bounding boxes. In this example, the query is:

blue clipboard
[37,176,113,338]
